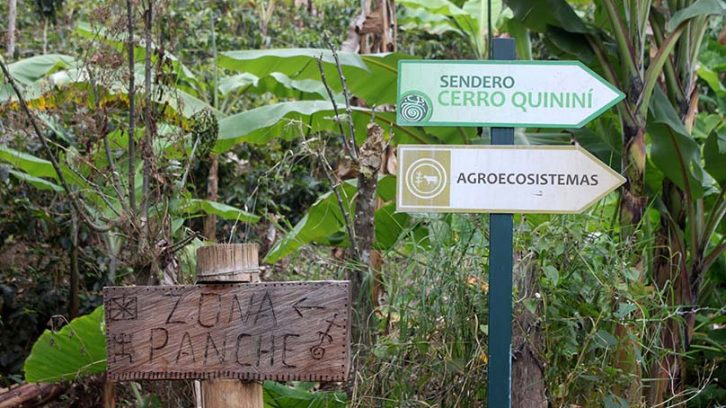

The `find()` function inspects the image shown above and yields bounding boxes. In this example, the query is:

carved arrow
[292,297,325,317]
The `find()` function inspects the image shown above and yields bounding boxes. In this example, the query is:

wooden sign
[104,281,351,382]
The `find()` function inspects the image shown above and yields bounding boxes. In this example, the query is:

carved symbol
[310,345,325,360]
[108,295,138,321]
[310,313,342,360]
[292,297,325,318]
[112,333,135,363]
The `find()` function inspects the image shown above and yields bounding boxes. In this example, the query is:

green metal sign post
[488,37,515,408]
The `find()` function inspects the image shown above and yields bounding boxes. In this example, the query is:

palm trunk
[512,253,546,408]
[616,114,647,405]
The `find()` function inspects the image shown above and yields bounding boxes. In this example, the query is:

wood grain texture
[202,381,262,408]
[196,244,260,283]
[104,281,351,381]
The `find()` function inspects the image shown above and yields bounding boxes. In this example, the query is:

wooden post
[196,244,263,408]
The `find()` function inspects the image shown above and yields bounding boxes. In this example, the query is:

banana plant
[399,0,511,59]
[504,0,725,404]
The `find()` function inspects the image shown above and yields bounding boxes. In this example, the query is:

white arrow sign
[397,60,624,128]
[396,145,625,214]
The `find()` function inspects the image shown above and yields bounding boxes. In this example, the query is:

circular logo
[405,158,447,199]
[399,91,432,123]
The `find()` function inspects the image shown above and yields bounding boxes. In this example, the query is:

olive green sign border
[396,144,626,215]
[396,60,625,129]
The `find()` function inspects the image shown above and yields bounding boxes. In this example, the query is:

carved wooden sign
[103,281,351,382]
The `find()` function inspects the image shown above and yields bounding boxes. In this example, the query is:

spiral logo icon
[399,91,432,123]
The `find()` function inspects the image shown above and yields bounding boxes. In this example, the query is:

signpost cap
[196,243,260,283]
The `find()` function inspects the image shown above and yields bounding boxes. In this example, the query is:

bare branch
[127,0,137,213]
[140,0,154,252]
[325,33,359,160]
[316,55,354,158]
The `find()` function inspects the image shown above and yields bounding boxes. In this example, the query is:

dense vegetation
[0,0,724,406]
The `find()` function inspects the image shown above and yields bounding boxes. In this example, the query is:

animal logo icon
[405,157,447,200]
[415,172,439,188]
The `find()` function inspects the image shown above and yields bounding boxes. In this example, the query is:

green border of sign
[396,144,626,215]
[395,60,625,129]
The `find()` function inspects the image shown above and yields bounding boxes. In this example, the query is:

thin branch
[176,136,200,191]
[126,0,137,213]
[316,55,354,158]
[140,0,153,252]
[313,143,359,259]
[324,33,359,160]
[169,231,200,254]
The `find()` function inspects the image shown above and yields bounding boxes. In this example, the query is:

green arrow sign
[396,60,624,128]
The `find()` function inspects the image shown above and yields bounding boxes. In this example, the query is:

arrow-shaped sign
[396,60,624,128]
[396,145,625,214]
[292,297,325,317]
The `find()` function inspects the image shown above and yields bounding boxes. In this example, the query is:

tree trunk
[614,116,647,405]
[203,155,219,241]
[351,123,384,345]
[6,0,17,59]
[512,252,547,408]
[619,125,647,228]
[42,17,48,55]
[69,212,80,318]
[0,383,66,408]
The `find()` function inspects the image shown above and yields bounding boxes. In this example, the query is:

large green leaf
[218,72,332,100]
[24,306,107,383]
[263,381,346,408]
[704,128,726,187]
[0,54,77,100]
[176,198,260,223]
[399,7,462,35]
[398,0,470,16]
[264,183,355,264]
[400,0,509,57]
[665,0,726,32]
[218,48,414,106]
[8,169,63,192]
[648,88,705,198]
[375,203,410,250]
[215,100,437,152]
[264,176,408,264]
[0,146,58,179]
[0,146,89,189]
[503,0,589,33]
[5,54,77,83]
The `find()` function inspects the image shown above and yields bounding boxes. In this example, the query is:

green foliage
[356,212,488,405]
[176,198,260,223]
[399,0,510,58]
[263,381,347,408]
[265,176,408,263]
[23,306,106,383]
